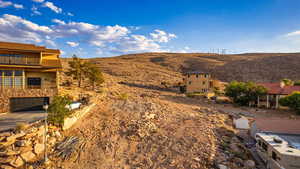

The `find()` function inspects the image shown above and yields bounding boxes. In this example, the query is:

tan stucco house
[182,71,221,94]
[0,42,62,113]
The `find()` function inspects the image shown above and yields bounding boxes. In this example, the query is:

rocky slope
[88,52,300,82]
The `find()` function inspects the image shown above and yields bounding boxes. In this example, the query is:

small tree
[294,80,300,86]
[66,55,87,87]
[279,92,300,115]
[84,62,105,90]
[225,81,267,106]
[48,96,72,126]
[281,79,294,86]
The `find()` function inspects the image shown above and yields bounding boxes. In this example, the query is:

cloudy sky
[1,0,300,57]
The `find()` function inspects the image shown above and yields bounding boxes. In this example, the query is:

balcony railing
[0,55,40,66]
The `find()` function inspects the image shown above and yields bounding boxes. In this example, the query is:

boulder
[48,137,56,146]
[19,146,33,153]
[0,132,11,137]
[0,150,20,157]
[20,151,36,162]
[244,160,255,169]
[0,165,14,169]
[229,143,240,153]
[9,156,24,168]
[34,143,45,155]
[15,140,28,147]
[218,164,228,169]
[0,156,14,164]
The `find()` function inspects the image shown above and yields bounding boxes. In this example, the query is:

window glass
[14,70,23,76]
[3,76,12,87]
[14,77,23,88]
[3,70,12,76]
[262,142,268,151]
[272,151,278,161]
[27,77,41,88]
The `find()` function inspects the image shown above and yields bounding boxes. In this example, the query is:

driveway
[0,111,46,132]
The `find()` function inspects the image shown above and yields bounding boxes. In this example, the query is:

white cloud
[66,41,79,47]
[13,4,23,9]
[0,14,53,43]
[52,19,65,25]
[150,29,177,43]
[32,0,44,3]
[43,1,62,13]
[31,6,42,15]
[0,14,176,56]
[0,0,12,8]
[0,1,24,9]
[67,12,74,16]
[285,30,300,37]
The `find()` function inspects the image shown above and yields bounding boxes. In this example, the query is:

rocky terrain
[53,54,269,169]
[89,52,300,82]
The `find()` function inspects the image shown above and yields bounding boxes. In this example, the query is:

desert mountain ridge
[63,52,300,83]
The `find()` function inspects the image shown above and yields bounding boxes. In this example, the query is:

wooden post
[267,95,269,108]
[22,70,25,89]
[276,95,279,109]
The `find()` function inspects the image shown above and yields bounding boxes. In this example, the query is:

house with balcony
[0,41,62,113]
[181,71,221,96]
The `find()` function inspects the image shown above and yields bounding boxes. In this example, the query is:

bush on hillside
[48,96,72,126]
[279,92,300,115]
[225,81,267,106]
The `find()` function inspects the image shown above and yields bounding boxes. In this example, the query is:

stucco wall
[183,74,213,93]
[0,88,57,113]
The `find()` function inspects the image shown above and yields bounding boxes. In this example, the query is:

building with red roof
[257,82,300,109]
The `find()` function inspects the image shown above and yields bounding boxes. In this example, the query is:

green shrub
[279,92,300,115]
[281,79,294,86]
[186,92,205,98]
[294,80,300,86]
[118,93,129,100]
[225,81,267,106]
[48,96,72,126]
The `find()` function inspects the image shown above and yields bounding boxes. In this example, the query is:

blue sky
[1,0,300,57]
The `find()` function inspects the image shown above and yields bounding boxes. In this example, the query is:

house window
[196,74,199,78]
[189,81,192,85]
[188,74,190,78]
[0,70,24,88]
[262,142,268,151]
[272,151,279,161]
[27,77,41,89]
[203,81,206,85]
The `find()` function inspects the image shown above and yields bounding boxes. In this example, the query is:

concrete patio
[0,111,46,132]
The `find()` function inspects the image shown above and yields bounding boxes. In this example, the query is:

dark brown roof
[259,83,300,95]
[0,41,60,54]
[255,118,300,135]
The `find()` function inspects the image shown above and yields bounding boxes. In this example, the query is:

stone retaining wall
[62,103,96,130]
[0,88,58,113]
[0,123,63,169]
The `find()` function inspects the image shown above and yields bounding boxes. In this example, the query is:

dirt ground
[52,58,300,169]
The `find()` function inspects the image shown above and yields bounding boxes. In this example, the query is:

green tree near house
[66,55,87,87]
[84,62,105,90]
[48,95,72,126]
[225,81,267,106]
[281,78,294,86]
[279,92,300,115]
[294,80,300,86]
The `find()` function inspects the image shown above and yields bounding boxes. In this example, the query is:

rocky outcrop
[0,124,62,169]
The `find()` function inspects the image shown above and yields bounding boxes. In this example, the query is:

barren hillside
[86,52,300,83]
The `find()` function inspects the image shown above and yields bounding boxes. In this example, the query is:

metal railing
[0,56,40,65]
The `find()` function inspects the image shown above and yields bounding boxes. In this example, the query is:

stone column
[276,95,279,109]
